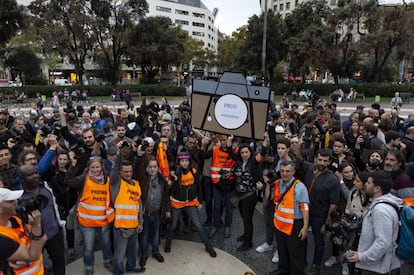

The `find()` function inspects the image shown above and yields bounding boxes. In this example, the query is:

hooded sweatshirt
[356,193,402,273]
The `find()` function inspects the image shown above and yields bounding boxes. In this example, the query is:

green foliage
[0,84,185,98]
[4,46,44,85]
[0,0,24,45]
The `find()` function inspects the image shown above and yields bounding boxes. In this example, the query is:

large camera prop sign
[191,72,270,140]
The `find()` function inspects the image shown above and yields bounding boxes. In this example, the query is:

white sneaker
[272,251,279,263]
[255,242,273,253]
[324,256,337,267]
[342,263,349,275]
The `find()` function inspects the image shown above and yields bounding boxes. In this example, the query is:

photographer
[0,144,19,190]
[19,165,65,275]
[0,187,47,275]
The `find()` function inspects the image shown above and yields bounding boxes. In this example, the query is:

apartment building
[148,0,219,53]
[260,0,338,17]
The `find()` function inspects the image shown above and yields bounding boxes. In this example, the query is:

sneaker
[324,256,337,267]
[307,264,320,275]
[342,263,349,275]
[223,227,231,238]
[272,250,279,263]
[125,266,145,273]
[208,227,218,238]
[256,242,273,253]
[205,245,217,257]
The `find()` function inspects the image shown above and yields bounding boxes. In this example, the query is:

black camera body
[95,133,106,143]
[326,213,362,252]
[141,140,150,151]
[16,195,49,224]
[70,143,86,159]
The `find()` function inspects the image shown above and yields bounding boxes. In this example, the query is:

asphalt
[2,98,414,275]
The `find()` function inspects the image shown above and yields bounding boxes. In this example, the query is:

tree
[235,12,286,80]
[126,16,187,84]
[89,0,148,85]
[0,0,24,46]
[216,27,247,72]
[4,46,43,84]
[29,0,96,84]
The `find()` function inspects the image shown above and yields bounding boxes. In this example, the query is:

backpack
[376,201,414,260]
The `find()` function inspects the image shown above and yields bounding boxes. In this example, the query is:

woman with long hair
[65,155,114,275]
[227,135,267,251]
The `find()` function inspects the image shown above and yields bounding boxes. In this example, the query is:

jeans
[79,225,112,271]
[141,211,161,257]
[238,192,257,244]
[44,228,66,275]
[113,228,138,275]
[310,216,326,266]
[212,186,233,227]
[202,176,213,223]
[263,197,275,245]
[167,206,210,246]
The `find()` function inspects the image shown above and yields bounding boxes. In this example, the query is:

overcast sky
[202,0,262,35]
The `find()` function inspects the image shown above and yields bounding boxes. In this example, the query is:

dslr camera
[326,212,363,252]
[16,195,49,224]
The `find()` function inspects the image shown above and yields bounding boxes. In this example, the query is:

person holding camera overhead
[65,154,114,275]
[19,164,66,275]
[0,185,47,275]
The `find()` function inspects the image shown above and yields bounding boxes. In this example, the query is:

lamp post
[261,0,268,86]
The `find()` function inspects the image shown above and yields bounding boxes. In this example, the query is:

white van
[54,79,72,86]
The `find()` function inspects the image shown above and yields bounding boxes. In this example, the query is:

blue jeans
[141,212,161,257]
[167,206,210,246]
[79,225,112,271]
[112,228,138,275]
[212,186,233,227]
[310,216,326,266]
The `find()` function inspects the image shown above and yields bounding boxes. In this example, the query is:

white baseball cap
[0,188,24,203]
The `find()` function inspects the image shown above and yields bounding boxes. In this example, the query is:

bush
[0,84,186,98]
[270,82,414,97]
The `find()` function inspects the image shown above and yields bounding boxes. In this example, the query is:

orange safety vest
[114,178,141,229]
[0,217,44,275]
[156,142,170,180]
[273,178,301,236]
[77,176,114,227]
[210,146,236,184]
[170,168,199,209]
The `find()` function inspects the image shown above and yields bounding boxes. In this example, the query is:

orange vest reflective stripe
[0,217,44,275]
[157,142,170,180]
[170,168,199,209]
[114,178,141,229]
[402,197,414,207]
[273,179,300,236]
[77,176,114,227]
[210,146,236,184]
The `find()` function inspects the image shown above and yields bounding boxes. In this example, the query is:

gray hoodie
[356,193,402,273]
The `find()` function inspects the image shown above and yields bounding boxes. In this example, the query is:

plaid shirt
[0,164,19,189]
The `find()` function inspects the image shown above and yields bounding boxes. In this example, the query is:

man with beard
[19,165,65,275]
[384,149,414,198]
[307,149,340,275]
[347,171,402,274]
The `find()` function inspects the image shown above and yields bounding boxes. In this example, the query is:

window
[295,0,299,7]
[193,22,205,27]
[156,6,171,13]
[192,31,205,37]
[175,19,189,25]
[286,2,291,10]
[274,4,278,11]
[175,9,189,15]
[193,12,205,18]
[279,3,284,11]
[330,0,337,5]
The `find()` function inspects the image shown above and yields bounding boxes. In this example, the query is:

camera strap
[277,178,297,204]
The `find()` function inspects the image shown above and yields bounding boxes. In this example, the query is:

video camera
[326,212,363,252]
[16,194,49,224]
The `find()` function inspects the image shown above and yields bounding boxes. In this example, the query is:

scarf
[88,171,105,184]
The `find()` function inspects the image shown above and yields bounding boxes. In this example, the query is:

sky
[202,0,262,35]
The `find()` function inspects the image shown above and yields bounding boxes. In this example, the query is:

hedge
[270,82,414,97]
[0,84,186,98]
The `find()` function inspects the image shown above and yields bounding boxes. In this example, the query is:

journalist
[0,187,47,275]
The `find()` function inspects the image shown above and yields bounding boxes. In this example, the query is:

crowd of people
[0,92,413,275]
